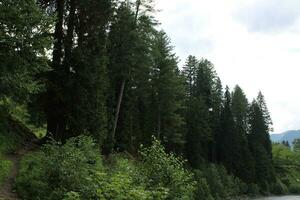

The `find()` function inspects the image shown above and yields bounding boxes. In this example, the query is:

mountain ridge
[270,130,300,145]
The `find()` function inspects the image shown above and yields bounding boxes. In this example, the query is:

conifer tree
[106,1,157,153]
[183,57,217,165]
[256,92,273,157]
[106,2,138,152]
[248,99,275,189]
[231,85,255,183]
[182,56,198,98]
[209,77,223,162]
[149,31,185,152]
[186,96,211,167]
[217,87,237,173]
[44,0,112,141]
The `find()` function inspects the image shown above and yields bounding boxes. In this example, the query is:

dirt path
[0,154,21,200]
[0,145,36,200]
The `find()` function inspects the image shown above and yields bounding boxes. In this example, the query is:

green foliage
[247,184,260,196]
[0,155,12,185]
[270,179,288,195]
[149,31,186,152]
[195,164,245,200]
[17,136,196,200]
[183,56,220,164]
[0,113,20,153]
[272,143,300,195]
[289,184,300,194]
[248,99,275,189]
[63,192,81,200]
[1,0,284,199]
[0,0,53,103]
[139,138,196,200]
[45,0,112,141]
[231,85,255,183]
[1,99,46,138]
[96,155,168,200]
[16,136,103,200]
[193,170,214,200]
[293,139,300,151]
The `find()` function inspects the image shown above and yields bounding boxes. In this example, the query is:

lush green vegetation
[272,143,300,194]
[0,114,13,186]
[16,136,194,200]
[16,136,248,200]
[1,0,300,199]
[0,155,11,186]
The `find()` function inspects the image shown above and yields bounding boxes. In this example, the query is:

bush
[270,179,288,195]
[289,184,300,194]
[16,135,103,200]
[247,183,260,196]
[193,170,214,200]
[196,164,245,200]
[139,138,196,200]
[96,155,166,200]
[63,192,81,200]
[0,118,18,154]
[17,136,195,200]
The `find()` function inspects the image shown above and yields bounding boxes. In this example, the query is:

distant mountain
[270,130,300,145]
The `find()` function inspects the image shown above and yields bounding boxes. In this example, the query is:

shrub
[195,164,246,200]
[16,135,103,200]
[17,136,194,200]
[247,183,260,196]
[139,138,196,200]
[193,170,214,200]
[270,179,288,195]
[96,155,166,200]
[63,192,81,200]
[289,184,300,194]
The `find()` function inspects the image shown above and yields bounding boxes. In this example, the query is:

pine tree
[217,86,237,173]
[209,77,223,162]
[183,57,218,165]
[106,1,158,153]
[149,31,185,153]
[186,96,211,167]
[67,0,112,141]
[182,56,198,98]
[248,99,275,189]
[44,0,112,141]
[231,85,255,183]
[256,91,273,157]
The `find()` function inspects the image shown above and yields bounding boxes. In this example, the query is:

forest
[0,0,300,199]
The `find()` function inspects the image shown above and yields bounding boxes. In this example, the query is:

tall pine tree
[44,0,112,141]
[231,85,255,183]
[248,97,275,190]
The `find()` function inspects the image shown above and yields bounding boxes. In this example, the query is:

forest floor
[0,144,36,200]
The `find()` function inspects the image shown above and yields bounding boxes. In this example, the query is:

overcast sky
[155,0,300,133]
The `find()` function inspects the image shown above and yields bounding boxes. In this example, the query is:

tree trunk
[157,104,161,139]
[46,0,65,141]
[110,79,126,152]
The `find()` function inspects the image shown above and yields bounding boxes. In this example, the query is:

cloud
[235,0,300,33]
[156,0,300,133]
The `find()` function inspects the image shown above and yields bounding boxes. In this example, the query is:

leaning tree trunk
[110,79,126,150]
[109,0,141,153]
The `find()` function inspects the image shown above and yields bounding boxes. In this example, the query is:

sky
[154,0,300,133]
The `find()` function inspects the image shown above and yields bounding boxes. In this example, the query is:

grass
[0,154,12,185]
